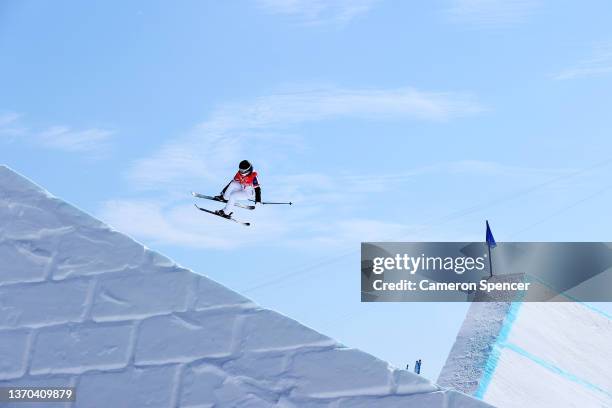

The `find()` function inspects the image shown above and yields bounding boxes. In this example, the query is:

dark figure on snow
[414,359,422,375]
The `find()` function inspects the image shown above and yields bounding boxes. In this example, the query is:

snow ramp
[0,165,491,407]
[438,299,612,408]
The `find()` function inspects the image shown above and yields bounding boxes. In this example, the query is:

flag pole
[488,243,493,278]
[485,220,496,278]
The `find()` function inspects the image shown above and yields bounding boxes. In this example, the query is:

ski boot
[215,209,232,218]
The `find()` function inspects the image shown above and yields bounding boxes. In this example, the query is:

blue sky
[2,0,612,380]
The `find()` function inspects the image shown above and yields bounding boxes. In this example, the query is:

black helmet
[239,160,253,175]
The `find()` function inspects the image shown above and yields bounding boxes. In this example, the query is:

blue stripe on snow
[473,274,612,401]
[474,301,523,399]
[474,298,611,401]
[577,301,612,320]
[503,342,612,399]
[520,273,612,320]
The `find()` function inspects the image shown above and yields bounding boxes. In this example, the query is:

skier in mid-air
[214,160,261,217]
[193,159,291,225]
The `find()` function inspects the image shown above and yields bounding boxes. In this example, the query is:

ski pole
[250,200,293,205]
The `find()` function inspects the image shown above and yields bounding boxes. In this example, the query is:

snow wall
[438,299,612,407]
[0,165,492,407]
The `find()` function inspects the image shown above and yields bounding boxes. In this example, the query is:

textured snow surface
[439,300,612,408]
[0,166,491,408]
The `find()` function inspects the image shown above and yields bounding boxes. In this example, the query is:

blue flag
[486,220,496,248]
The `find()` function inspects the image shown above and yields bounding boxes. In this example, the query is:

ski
[191,192,256,210]
[194,204,250,226]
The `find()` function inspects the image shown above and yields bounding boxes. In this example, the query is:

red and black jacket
[221,171,262,203]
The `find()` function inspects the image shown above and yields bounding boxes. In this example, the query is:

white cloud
[207,87,481,126]
[98,197,423,251]
[0,112,27,139]
[0,112,21,127]
[554,43,612,80]
[127,86,483,190]
[255,0,379,26]
[99,198,311,250]
[37,126,113,153]
[266,160,569,205]
[100,200,243,250]
[0,112,113,154]
[445,0,539,27]
[306,218,420,245]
